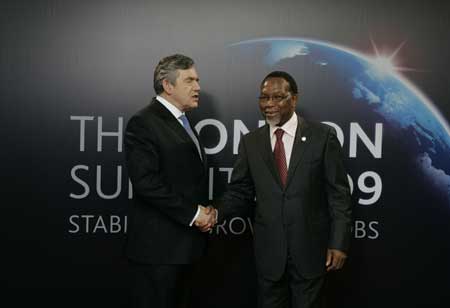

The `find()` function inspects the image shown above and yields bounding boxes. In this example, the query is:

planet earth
[218,37,450,306]
[224,37,450,200]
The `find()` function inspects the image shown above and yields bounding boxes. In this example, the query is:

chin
[265,117,280,126]
[187,102,198,110]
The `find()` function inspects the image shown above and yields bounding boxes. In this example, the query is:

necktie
[179,114,202,160]
[274,128,288,188]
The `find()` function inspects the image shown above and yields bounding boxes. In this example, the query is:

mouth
[192,94,199,101]
[264,109,279,117]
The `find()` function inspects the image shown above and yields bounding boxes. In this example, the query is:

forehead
[177,67,198,80]
[261,77,289,92]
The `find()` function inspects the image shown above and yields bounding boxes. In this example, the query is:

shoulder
[133,99,160,119]
[242,124,267,143]
[303,118,336,137]
[127,99,161,128]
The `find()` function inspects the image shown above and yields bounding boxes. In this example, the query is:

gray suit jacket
[218,116,352,280]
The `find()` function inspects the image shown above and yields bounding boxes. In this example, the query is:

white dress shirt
[269,112,298,168]
[156,95,185,125]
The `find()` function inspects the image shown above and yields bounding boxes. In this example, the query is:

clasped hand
[194,205,217,232]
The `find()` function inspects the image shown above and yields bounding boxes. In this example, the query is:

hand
[194,205,217,232]
[326,249,347,271]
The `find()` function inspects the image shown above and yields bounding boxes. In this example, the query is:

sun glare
[372,55,396,75]
[368,38,422,78]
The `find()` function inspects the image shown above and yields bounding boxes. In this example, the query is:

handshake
[194,205,217,232]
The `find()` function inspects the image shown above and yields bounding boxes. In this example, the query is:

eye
[273,95,284,101]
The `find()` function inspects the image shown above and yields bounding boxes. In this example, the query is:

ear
[162,79,174,95]
[291,94,299,107]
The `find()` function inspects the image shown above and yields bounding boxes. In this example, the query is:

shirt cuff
[189,206,201,227]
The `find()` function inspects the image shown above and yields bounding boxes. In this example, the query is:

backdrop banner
[2,1,449,307]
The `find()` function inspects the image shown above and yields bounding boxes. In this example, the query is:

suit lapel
[285,116,311,189]
[258,125,283,189]
[151,99,203,164]
[152,99,190,141]
[190,118,208,171]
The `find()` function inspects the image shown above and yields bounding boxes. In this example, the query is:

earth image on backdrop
[221,37,450,306]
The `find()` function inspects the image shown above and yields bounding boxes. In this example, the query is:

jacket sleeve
[125,115,198,226]
[217,138,256,222]
[323,127,353,252]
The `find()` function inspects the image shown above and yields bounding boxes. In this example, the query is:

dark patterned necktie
[274,128,288,188]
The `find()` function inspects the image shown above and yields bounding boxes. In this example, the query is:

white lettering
[349,123,383,158]
[70,165,90,199]
[97,116,123,152]
[70,116,94,152]
[195,119,227,154]
[96,165,122,199]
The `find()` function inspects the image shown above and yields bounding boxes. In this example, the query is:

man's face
[259,77,297,126]
[165,67,200,112]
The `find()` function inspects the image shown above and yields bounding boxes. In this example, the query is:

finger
[337,256,346,269]
[195,218,207,227]
[326,252,336,271]
[326,251,332,267]
[197,223,208,231]
[208,216,216,225]
[335,256,343,269]
[205,213,215,224]
[200,225,212,232]
[327,261,337,271]
[212,209,218,224]
[331,255,342,271]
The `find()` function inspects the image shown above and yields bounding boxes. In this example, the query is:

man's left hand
[326,249,347,271]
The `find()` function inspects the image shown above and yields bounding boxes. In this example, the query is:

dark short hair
[261,71,298,95]
[153,54,194,95]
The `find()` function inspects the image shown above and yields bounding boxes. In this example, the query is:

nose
[193,80,200,91]
[264,99,275,107]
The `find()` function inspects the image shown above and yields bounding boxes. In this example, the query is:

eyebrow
[261,91,284,94]
[184,76,199,82]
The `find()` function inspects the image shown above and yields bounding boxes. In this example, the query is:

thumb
[326,250,332,266]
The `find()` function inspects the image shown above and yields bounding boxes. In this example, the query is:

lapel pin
[301,136,306,142]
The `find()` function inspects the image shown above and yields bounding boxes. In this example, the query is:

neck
[159,93,184,112]
[281,112,296,126]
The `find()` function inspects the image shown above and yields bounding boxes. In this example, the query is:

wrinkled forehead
[260,77,290,93]
[177,67,198,80]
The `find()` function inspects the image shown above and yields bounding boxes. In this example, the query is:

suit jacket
[124,98,208,264]
[218,116,352,280]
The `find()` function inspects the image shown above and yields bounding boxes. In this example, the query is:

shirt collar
[269,112,298,138]
[156,95,184,119]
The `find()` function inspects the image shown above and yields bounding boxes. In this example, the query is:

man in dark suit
[217,71,352,308]
[124,54,216,308]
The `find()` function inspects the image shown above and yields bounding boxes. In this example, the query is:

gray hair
[153,54,195,95]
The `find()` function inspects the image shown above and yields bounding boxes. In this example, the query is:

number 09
[347,171,382,205]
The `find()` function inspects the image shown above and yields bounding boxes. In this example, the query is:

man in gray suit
[216,71,352,308]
